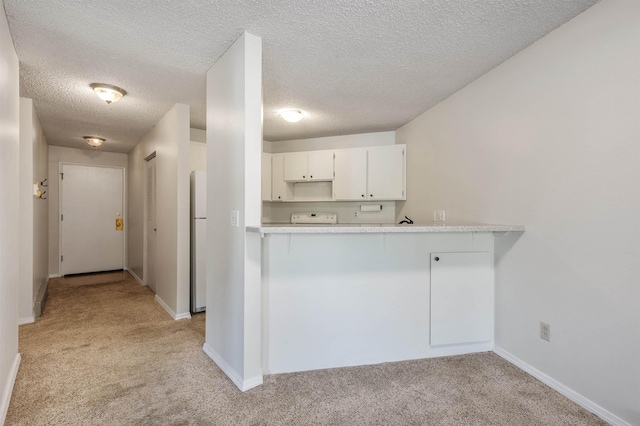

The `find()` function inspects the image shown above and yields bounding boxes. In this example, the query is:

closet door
[146,157,157,292]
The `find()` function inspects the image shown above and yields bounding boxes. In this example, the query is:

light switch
[231,210,240,227]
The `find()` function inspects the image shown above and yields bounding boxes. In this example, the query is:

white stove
[291,212,338,224]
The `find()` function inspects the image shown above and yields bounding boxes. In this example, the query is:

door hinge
[333,153,335,159]
[61,214,63,221]
[402,190,405,197]
[60,172,64,180]
[61,255,63,262]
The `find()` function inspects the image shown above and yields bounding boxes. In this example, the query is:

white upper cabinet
[283,152,307,182]
[263,145,405,202]
[307,151,334,181]
[284,150,334,182]
[271,154,289,201]
[367,145,405,200]
[262,153,272,201]
[334,148,367,200]
[334,145,406,201]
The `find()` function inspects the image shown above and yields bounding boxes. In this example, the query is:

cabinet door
[271,154,288,201]
[430,252,493,346]
[333,148,367,200]
[262,153,272,201]
[367,145,405,200]
[283,152,308,182]
[307,150,334,181]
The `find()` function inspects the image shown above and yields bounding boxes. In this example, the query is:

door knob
[434,256,440,261]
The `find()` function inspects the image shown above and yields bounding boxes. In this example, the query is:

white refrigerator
[190,171,206,313]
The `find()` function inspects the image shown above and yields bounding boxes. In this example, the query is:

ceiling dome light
[84,136,105,147]
[279,109,306,123]
[90,83,127,104]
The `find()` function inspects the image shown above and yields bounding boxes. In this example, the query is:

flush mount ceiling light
[90,83,127,104]
[84,136,105,147]
[279,109,306,123]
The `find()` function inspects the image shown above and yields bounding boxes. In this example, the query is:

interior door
[60,164,124,275]
[146,157,157,292]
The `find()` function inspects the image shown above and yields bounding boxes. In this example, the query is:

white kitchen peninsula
[248,223,525,375]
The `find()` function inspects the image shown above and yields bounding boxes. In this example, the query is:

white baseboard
[154,294,191,321]
[48,274,59,279]
[175,312,192,320]
[18,316,35,326]
[126,268,145,286]
[0,353,21,425]
[493,346,630,426]
[203,343,263,392]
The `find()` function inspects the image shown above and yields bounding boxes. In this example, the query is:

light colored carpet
[6,272,606,425]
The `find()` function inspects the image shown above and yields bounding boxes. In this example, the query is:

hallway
[6,272,211,424]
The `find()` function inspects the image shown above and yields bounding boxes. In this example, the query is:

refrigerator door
[191,170,207,218]
[191,218,207,312]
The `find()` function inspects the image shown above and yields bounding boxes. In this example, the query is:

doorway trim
[143,152,156,291]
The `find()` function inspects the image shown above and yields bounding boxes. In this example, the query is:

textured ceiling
[4,0,598,153]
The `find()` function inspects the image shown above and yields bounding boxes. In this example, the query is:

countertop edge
[246,224,526,234]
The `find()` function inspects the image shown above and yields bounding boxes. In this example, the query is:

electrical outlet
[354,211,359,218]
[437,210,446,222]
[540,322,551,342]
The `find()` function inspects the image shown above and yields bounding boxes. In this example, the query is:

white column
[204,32,263,391]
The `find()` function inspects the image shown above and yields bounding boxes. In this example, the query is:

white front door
[145,157,157,292]
[60,164,125,275]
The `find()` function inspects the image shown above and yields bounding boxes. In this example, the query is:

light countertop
[247,223,526,235]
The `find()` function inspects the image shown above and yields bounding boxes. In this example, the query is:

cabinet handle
[310,175,313,178]
[278,196,281,199]
[361,194,365,198]
[370,194,373,198]
[434,256,440,261]
[303,175,306,179]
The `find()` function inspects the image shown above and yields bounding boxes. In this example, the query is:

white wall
[18,99,49,323]
[396,1,639,423]
[204,32,263,391]
[190,128,206,144]
[267,131,394,153]
[189,127,207,172]
[19,99,35,323]
[0,6,21,424]
[189,142,206,172]
[48,146,127,277]
[127,104,191,319]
